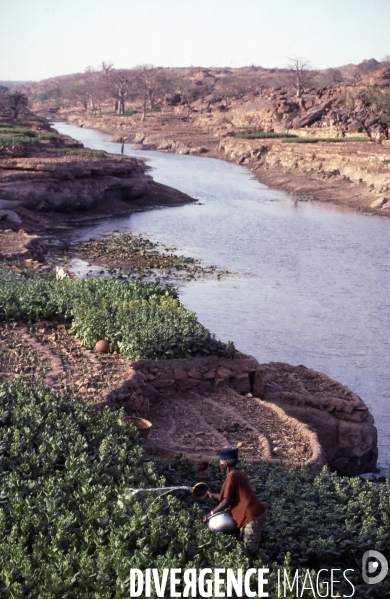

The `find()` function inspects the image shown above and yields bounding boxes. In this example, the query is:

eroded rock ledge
[0,154,152,213]
[97,353,377,475]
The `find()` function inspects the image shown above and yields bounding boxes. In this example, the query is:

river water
[54,122,390,468]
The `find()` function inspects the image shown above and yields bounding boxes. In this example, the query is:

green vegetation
[0,380,389,597]
[76,232,228,281]
[47,148,105,157]
[0,267,234,360]
[0,135,39,147]
[282,136,369,144]
[234,132,298,139]
[101,110,137,117]
[0,124,59,147]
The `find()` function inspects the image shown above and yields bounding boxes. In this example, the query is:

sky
[1,0,390,82]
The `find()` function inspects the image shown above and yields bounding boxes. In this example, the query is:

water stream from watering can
[123,486,194,513]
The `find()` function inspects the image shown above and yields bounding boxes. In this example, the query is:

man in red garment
[203,448,267,556]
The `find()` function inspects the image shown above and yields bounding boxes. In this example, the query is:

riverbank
[0,114,196,260]
[0,116,381,474]
[59,109,390,217]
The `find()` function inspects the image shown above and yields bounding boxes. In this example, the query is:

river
[53,121,390,469]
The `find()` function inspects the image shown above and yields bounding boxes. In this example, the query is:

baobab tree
[132,65,173,121]
[8,91,29,119]
[286,57,311,98]
[103,70,133,114]
[101,61,114,76]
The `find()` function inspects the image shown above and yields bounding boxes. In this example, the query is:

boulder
[0,209,22,224]
[134,132,145,143]
[292,101,332,128]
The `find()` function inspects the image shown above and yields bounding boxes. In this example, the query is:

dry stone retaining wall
[98,353,378,475]
[101,353,265,417]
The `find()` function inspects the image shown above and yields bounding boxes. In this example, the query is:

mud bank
[63,111,390,217]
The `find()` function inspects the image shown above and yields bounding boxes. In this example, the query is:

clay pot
[95,340,110,353]
[124,417,152,440]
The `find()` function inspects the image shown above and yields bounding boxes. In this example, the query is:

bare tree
[177,79,205,121]
[103,70,133,114]
[68,83,89,110]
[381,54,390,67]
[101,61,114,76]
[83,67,103,113]
[286,57,311,98]
[357,86,390,138]
[132,65,173,121]
[134,65,171,110]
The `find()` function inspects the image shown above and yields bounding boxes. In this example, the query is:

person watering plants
[203,448,267,556]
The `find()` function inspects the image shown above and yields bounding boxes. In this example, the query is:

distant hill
[0,81,27,90]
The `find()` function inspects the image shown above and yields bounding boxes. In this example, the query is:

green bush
[0,382,247,598]
[0,268,234,359]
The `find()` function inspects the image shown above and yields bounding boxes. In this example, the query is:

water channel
[54,121,390,468]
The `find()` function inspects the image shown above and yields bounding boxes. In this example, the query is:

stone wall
[100,353,266,417]
[97,353,378,475]
[262,362,378,475]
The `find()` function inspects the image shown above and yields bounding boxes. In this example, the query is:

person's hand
[203,512,213,523]
[206,491,213,498]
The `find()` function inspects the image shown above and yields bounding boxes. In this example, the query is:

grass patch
[0,125,59,147]
[282,136,369,144]
[46,148,105,157]
[0,125,58,139]
[101,110,137,117]
[234,132,298,139]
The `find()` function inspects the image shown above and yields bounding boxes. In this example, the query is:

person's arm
[206,491,220,500]
[203,497,230,523]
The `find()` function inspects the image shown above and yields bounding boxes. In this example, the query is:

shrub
[0,381,389,597]
[0,135,39,147]
[0,381,248,598]
[0,268,234,359]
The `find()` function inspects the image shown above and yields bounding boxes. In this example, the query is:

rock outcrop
[0,154,152,213]
[262,362,377,475]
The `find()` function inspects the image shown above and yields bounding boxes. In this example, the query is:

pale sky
[1,0,390,82]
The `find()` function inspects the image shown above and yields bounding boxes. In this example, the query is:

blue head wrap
[218,448,239,462]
